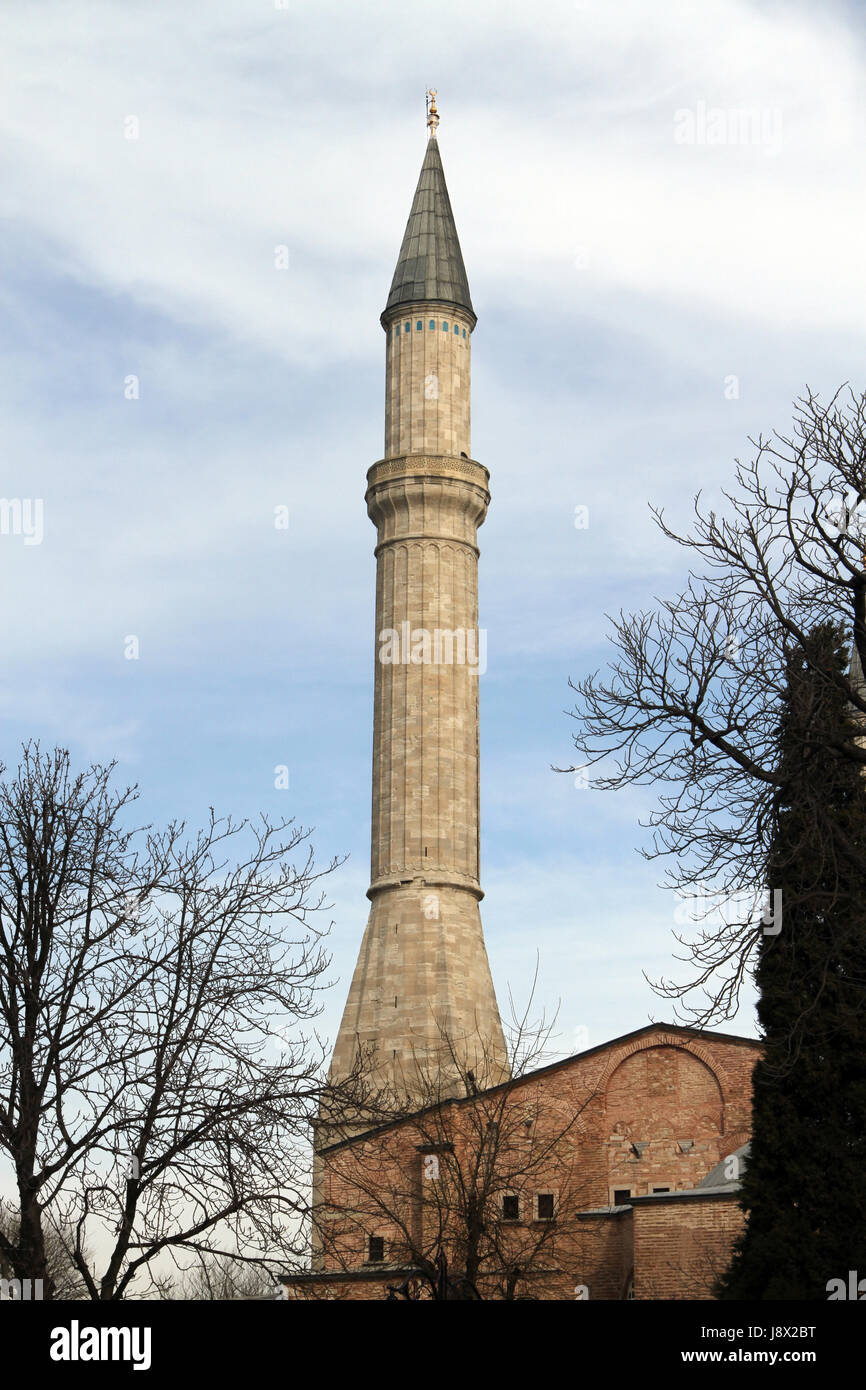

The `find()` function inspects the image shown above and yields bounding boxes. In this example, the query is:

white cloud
[1,0,863,363]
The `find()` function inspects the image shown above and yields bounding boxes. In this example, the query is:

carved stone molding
[367,454,490,492]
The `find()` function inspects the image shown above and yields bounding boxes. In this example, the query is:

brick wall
[633,1193,745,1300]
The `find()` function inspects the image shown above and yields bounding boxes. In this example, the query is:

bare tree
[562,385,866,1024]
[312,1000,601,1300]
[0,1204,89,1299]
[171,1253,280,1300]
[0,743,344,1298]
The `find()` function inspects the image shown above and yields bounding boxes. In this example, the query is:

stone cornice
[380,299,477,331]
[367,454,490,494]
[367,872,484,903]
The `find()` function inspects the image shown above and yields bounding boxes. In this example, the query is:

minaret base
[328,882,508,1104]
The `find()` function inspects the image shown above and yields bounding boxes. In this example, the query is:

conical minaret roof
[382,135,476,325]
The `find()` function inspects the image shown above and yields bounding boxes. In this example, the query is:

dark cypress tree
[719,623,866,1299]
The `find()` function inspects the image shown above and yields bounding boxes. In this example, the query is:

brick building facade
[284,1024,759,1301]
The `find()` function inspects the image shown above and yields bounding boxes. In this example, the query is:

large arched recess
[602,1039,726,1142]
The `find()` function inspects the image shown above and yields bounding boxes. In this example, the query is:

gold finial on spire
[426,88,439,137]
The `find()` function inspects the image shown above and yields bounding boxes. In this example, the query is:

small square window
[502,1194,520,1222]
[536,1193,555,1221]
[429,319,435,330]
[416,320,422,330]
[613,1189,632,1205]
[368,1235,384,1263]
[651,1186,671,1194]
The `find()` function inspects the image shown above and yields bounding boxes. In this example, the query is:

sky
[1,0,865,1061]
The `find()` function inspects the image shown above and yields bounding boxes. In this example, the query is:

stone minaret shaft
[328,120,508,1102]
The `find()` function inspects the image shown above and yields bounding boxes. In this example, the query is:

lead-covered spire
[382,114,476,325]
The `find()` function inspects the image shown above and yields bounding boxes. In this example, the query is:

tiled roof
[383,137,475,322]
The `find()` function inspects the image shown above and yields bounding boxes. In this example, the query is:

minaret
[328,95,508,1103]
